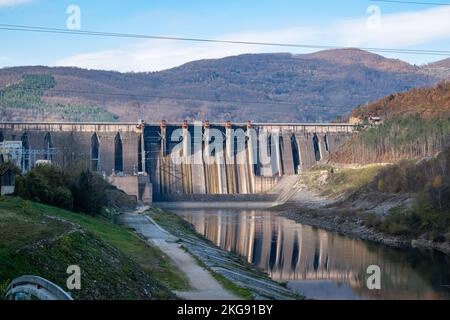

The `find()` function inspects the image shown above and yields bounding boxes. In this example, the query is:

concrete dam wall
[0,122,151,203]
[146,121,354,200]
[0,121,355,202]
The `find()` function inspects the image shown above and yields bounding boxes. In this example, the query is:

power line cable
[0,23,450,56]
[370,0,450,5]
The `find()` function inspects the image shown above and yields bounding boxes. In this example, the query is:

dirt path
[119,209,239,300]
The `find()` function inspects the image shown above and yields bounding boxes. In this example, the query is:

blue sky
[0,0,449,71]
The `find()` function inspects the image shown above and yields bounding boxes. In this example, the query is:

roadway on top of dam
[0,121,356,133]
[0,121,355,126]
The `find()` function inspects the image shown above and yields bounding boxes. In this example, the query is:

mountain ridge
[1,49,449,122]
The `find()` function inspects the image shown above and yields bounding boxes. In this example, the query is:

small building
[369,116,383,125]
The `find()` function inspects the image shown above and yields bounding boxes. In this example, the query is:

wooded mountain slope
[1,49,448,122]
[333,81,450,164]
[352,81,450,119]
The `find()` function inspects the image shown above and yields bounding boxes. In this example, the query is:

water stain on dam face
[175,209,450,300]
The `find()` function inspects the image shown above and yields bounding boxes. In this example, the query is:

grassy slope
[0,197,189,300]
[301,164,386,198]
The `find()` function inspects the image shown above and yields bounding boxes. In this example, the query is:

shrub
[20,171,52,203]
[364,213,381,228]
[373,198,450,239]
[14,165,121,216]
[386,222,410,236]
[72,170,109,215]
[427,178,450,211]
[53,186,73,211]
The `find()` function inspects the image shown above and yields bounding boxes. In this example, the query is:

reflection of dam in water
[177,209,450,300]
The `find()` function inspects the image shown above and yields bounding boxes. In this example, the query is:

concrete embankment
[153,194,278,209]
[154,201,275,210]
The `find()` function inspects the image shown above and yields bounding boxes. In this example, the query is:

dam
[0,121,355,204]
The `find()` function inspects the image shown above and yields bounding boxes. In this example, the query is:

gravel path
[118,209,239,300]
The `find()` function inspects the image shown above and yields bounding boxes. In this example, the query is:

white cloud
[55,27,320,72]
[54,6,450,72]
[336,6,450,48]
[0,0,33,8]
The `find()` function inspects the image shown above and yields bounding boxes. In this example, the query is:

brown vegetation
[333,80,450,164]
[363,149,450,240]
[1,49,447,122]
[332,116,450,164]
[352,81,450,120]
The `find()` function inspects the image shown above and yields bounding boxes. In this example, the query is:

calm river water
[174,209,450,300]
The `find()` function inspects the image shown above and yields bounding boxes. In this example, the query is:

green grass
[0,196,189,299]
[188,252,254,300]
[37,202,190,291]
[149,207,199,236]
[304,164,385,197]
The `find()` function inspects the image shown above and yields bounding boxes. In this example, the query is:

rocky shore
[272,184,450,255]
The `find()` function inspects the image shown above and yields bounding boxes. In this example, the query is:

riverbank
[147,207,301,300]
[276,203,450,255]
[271,166,450,255]
[118,210,240,300]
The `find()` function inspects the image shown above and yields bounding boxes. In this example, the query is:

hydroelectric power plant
[0,121,355,205]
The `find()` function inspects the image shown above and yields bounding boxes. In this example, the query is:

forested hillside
[1,49,447,122]
[0,74,117,122]
[332,82,450,164]
[351,81,450,119]
[332,116,450,164]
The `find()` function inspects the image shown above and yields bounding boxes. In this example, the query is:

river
[174,209,450,300]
